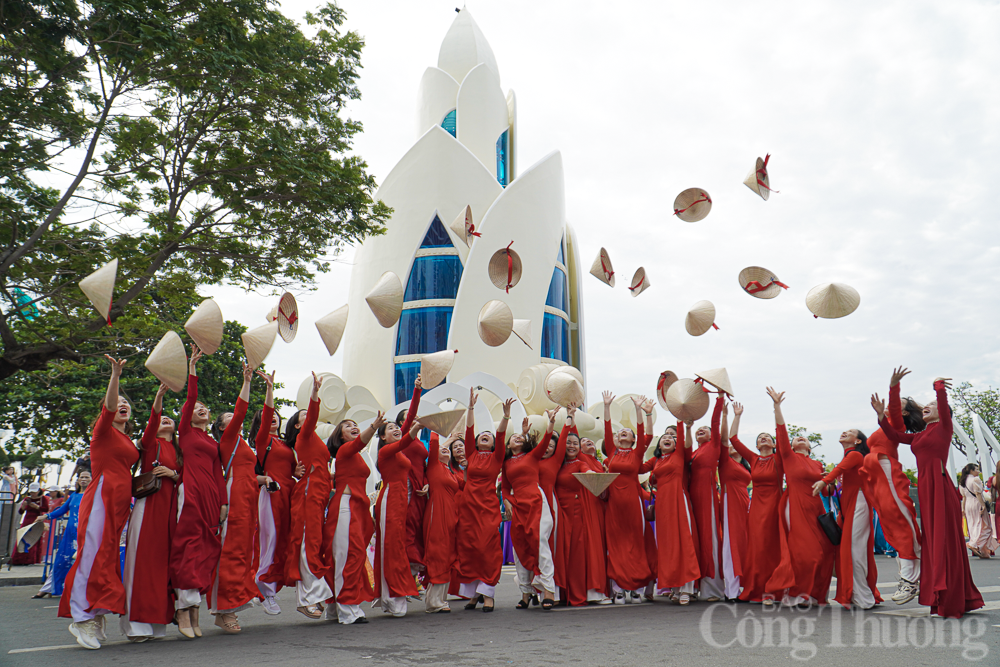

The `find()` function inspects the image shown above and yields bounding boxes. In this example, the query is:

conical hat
[544,372,584,408]
[743,155,776,201]
[673,188,712,222]
[316,304,349,356]
[629,267,650,297]
[15,522,45,552]
[448,205,478,246]
[547,364,584,386]
[417,409,466,437]
[589,248,615,287]
[421,349,457,389]
[512,319,532,349]
[277,292,299,343]
[488,244,522,292]
[656,371,679,410]
[738,266,788,299]
[184,299,223,354]
[145,330,188,392]
[266,303,278,323]
[695,368,734,397]
[572,472,619,496]
[665,378,710,421]
[365,272,404,328]
[806,283,860,319]
[78,258,118,321]
[242,321,278,369]
[477,300,513,346]
[685,300,717,336]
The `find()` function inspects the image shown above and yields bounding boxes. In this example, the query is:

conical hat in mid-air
[448,205,479,246]
[78,258,118,322]
[242,321,278,369]
[738,266,789,299]
[315,304,349,356]
[145,330,188,392]
[629,267,650,297]
[665,378,710,421]
[266,303,278,323]
[544,372,584,408]
[806,283,861,319]
[572,472,619,496]
[488,243,522,293]
[656,371,679,410]
[695,368,734,397]
[477,300,513,346]
[417,409,467,437]
[421,349,457,389]
[589,248,615,287]
[547,364,584,386]
[277,292,299,343]
[685,300,718,336]
[743,155,776,201]
[365,272,404,328]
[15,522,45,553]
[184,299,224,354]
[512,319,532,349]
[673,188,713,222]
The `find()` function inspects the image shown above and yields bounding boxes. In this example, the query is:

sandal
[679,593,691,606]
[31,592,50,599]
[541,598,554,610]
[214,613,241,634]
[529,594,540,606]
[297,604,323,619]
[516,599,529,610]
[464,594,482,610]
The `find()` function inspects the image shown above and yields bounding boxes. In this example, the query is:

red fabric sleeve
[141,409,159,451]
[493,429,507,466]
[887,383,904,431]
[501,467,512,498]
[774,425,791,460]
[934,380,953,440]
[180,374,197,439]
[93,405,114,439]
[256,404,275,465]
[823,450,864,484]
[381,432,410,459]
[639,456,657,474]
[604,418,615,455]
[427,434,440,473]
[878,415,915,446]
[338,437,364,460]
[221,398,250,474]
[401,383,421,432]
[730,434,758,466]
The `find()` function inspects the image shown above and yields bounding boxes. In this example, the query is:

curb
[0,576,44,588]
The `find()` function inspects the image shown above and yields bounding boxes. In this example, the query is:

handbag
[132,441,162,499]
[817,488,842,546]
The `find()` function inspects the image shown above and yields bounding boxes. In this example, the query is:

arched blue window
[441,110,456,138]
[496,129,509,187]
[545,268,568,314]
[541,313,569,362]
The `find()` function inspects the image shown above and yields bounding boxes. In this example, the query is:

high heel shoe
[191,606,202,637]
[176,608,195,639]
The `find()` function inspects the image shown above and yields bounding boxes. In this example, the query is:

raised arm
[428,434,444,473]
[705,394,725,460]
[103,354,126,414]
[887,367,910,431]
[300,372,322,443]
[871,393,914,445]
[142,383,168,451]
[730,401,743,441]
[934,378,953,440]
[255,369,276,461]
[222,364,253,455]
[532,409,558,460]
[822,450,863,485]
[401,374,422,432]
[774,424,792,459]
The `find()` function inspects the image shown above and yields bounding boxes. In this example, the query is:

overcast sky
[210,0,1000,469]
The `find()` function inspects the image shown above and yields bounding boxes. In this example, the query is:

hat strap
[673,192,712,216]
[693,378,712,393]
[601,256,614,280]
[107,300,112,327]
[755,154,779,192]
[279,307,298,327]
[745,279,789,294]
[467,222,481,239]
[505,241,514,293]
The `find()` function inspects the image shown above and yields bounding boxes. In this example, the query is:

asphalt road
[1,556,998,666]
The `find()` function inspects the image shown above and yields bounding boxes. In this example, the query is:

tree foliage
[0,0,389,379]
[949,382,999,466]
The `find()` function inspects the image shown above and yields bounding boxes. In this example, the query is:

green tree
[0,0,389,379]
[787,424,827,466]
[949,382,1000,461]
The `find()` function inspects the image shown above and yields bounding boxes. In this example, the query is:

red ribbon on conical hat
[107,300,112,327]
[279,307,298,327]
[629,277,645,292]
[657,373,666,392]
[745,279,790,294]
[693,377,711,393]
[467,223,481,238]
[601,255,614,280]
[755,154,779,193]
[674,192,712,216]
[712,323,719,330]
[505,241,514,293]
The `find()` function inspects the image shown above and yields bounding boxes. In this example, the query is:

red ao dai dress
[554,448,591,605]
[718,439,750,600]
[121,408,181,639]
[578,450,610,600]
[403,437,428,573]
[375,430,420,615]
[688,396,725,599]
[603,420,655,593]
[455,423,507,599]
[255,404,296,602]
[422,435,465,612]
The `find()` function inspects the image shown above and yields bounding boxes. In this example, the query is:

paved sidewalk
[0,564,44,588]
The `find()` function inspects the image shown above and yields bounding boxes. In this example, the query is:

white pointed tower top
[437,7,500,84]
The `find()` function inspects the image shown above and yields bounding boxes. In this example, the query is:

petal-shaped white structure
[437,8,500,84]
[456,64,510,183]
[416,67,459,138]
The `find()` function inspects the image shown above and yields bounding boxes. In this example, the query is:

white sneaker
[891,579,919,604]
[595,597,613,605]
[262,595,281,615]
[94,614,107,642]
[69,621,101,650]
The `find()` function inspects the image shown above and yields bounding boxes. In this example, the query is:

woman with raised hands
[554,408,595,606]
[861,367,924,603]
[718,403,750,602]
[455,388,508,612]
[422,431,466,613]
[537,408,569,606]
[576,436,610,603]
[121,382,181,642]
[639,416,700,604]
[170,345,228,638]
[502,403,556,610]
[812,421,880,610]
[688,393,725,602]
[207,362,259,633]
[59,355,140,650]
[602,392,655,603]
[728,397,788,605]
[323,412,385,624]
[373,374,424,618]
[283,372,335,620]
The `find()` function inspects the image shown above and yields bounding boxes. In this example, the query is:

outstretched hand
[371,411,387,431]
[733,402,744,416]
[871,394,886,420]
[256,369,276,386]
[766,387,785,405]
[521,416,530,435]
[934,377,953,390]
[501,398,515,419]
[890,366,911,387]
[242,363,254,383]
[104,354,127,375]
[811,480,826,497]
[602,391,615,406]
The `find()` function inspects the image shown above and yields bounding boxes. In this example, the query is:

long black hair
[448,436,466,472]
[901,397,927,433]
[138,413,182,467]
[850,430,870,457]
[211,412,233,442]
[327,419,357,458]
[959,463,980,491]
[505,431,537,460]
[284,409,305,450]
[249,408,282,449]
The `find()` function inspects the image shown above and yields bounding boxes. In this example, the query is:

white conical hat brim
[316,304,349,356]
[589,248,615,287]
[79,258,118,320]
[685,300,716,336]
[572,472,619,496]
[449,205,474,246]
[266,303,278,323]
[673,188,712,222]
[366,272,404,328]
[544,372,584,407]
[488,248,522,291]
[738,265,784,299]
[277,292,298,343]
[743,158,769,201]
[806,283,861,319]
[695,367,734,397]
[665,379,710,421]
[184,299,224,354]
[512,319,532,349]
[477,300,513,346]
[145,330,188,392]
[16,522,45,552]
[417,409,467,436]
[657,371,679,410]
[630,267,650,297]
[421,349,457,389]
[547,365,584,386]
[242,321,278,369]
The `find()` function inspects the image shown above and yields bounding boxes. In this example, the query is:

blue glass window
[541,313,569,362]
[441,110,456,138]
[403,256,463,302]
[545,267,568,313]
[555,239,565,266]
[394,362,422,404]
[395,307,453,356]
[496,129,509,187]
[420,216,452,248]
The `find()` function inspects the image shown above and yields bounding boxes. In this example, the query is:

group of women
[53,353,987,650]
